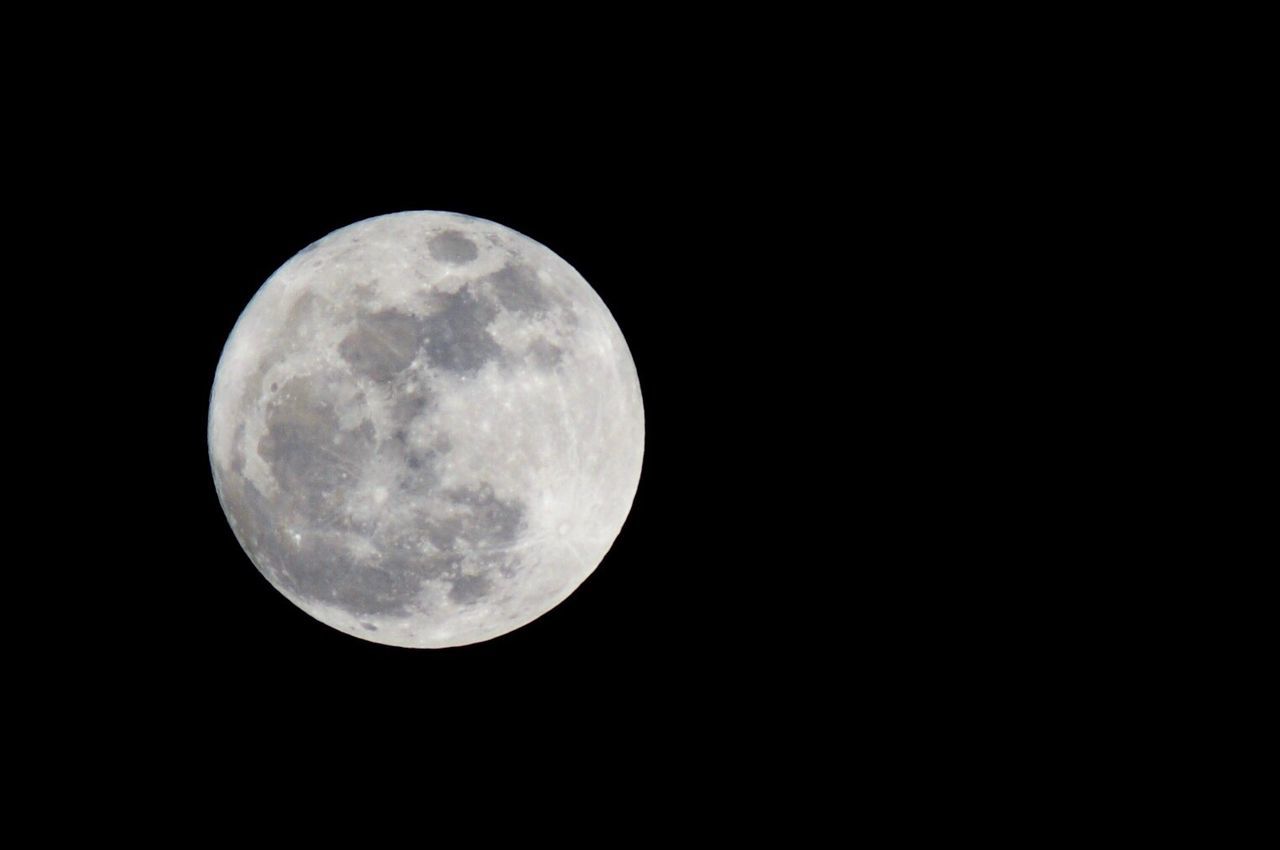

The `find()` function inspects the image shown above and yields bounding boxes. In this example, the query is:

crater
[428,230,479,264]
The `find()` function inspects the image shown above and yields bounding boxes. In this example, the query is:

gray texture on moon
[208,211,644,648]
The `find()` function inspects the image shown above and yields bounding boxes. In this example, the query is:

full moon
[208,211,644,648]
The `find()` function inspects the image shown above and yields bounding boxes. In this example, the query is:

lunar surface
[208,211,643,648]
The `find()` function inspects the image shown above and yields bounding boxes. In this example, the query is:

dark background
[21,18,1187,824]
[25,34,865,782]
[76,124,842,764]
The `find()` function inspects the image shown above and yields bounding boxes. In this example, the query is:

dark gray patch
[270,382,278,392]
[425,516,464,552]
[221,424,457,618]
[297,240,320,256]
[384,546,461,582]
[527,338,563,368]
[256,375,375,522]
[390,389,431,424]
[421,287,501,375]
[362,622,378,631]
[485,263,548,314]
[427,484,525,551]
[338,309,426,383]
[278,540,421,617]
[395,446,441,495]
[230,423,247,474]
[375,413,444,493]
[264,540,461,618]
[449,574,491,605]
[428,230,479,264]
[218,474,276,557]
[287,292,322,327]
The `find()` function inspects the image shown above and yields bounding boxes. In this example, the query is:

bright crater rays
[208,211,644,648]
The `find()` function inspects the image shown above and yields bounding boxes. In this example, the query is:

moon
[208,211,644,648]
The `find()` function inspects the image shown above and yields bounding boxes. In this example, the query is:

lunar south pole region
[208,211,644,648]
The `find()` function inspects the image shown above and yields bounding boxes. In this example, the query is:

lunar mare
[208,211,643,648]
